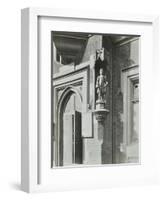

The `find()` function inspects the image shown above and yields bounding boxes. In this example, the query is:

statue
[96,48,104,61]
[96,68,108,103]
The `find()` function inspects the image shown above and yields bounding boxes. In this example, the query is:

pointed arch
[56,86,82,166]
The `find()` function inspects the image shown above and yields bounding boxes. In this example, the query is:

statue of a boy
[96,68,108,103]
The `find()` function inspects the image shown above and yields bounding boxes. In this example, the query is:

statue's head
[99,68,104,75]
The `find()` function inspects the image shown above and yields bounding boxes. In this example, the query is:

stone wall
[52,34,139,166]
[112,38,139,163]
[102,36,113,164]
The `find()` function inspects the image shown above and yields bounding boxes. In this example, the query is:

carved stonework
[94,65,109,141]
[96,68,108,105]
[96,48,104,61]
[94,109,109,122]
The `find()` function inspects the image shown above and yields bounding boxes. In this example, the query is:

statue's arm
[96,77,99,88]
[104,76,108,86]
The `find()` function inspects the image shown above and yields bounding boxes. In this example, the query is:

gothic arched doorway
[56,87,82,166]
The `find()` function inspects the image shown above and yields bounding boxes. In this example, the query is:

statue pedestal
[93,101,109,163]
[95,100,106,110]
[94,108,109,140]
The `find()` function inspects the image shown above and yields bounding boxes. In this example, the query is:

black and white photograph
[51,32,140,167]
[20,6,160,194]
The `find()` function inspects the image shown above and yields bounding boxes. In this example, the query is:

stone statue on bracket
[96,68,108,105]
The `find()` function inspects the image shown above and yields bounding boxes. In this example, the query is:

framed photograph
[21,8,159,193]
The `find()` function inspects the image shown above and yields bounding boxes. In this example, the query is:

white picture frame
[21,7,159,193]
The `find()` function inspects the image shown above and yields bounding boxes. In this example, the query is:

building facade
[51,32,139,167]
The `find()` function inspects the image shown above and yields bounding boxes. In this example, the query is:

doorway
[58,91,83,166]
[63,111,82,165]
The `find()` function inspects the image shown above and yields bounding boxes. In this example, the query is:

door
[74,111,82,164]
[63,113,73,165]
[63,111,82,166]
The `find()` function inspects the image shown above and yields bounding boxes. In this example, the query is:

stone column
[93,101,109,163]
[94,102,109,140]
